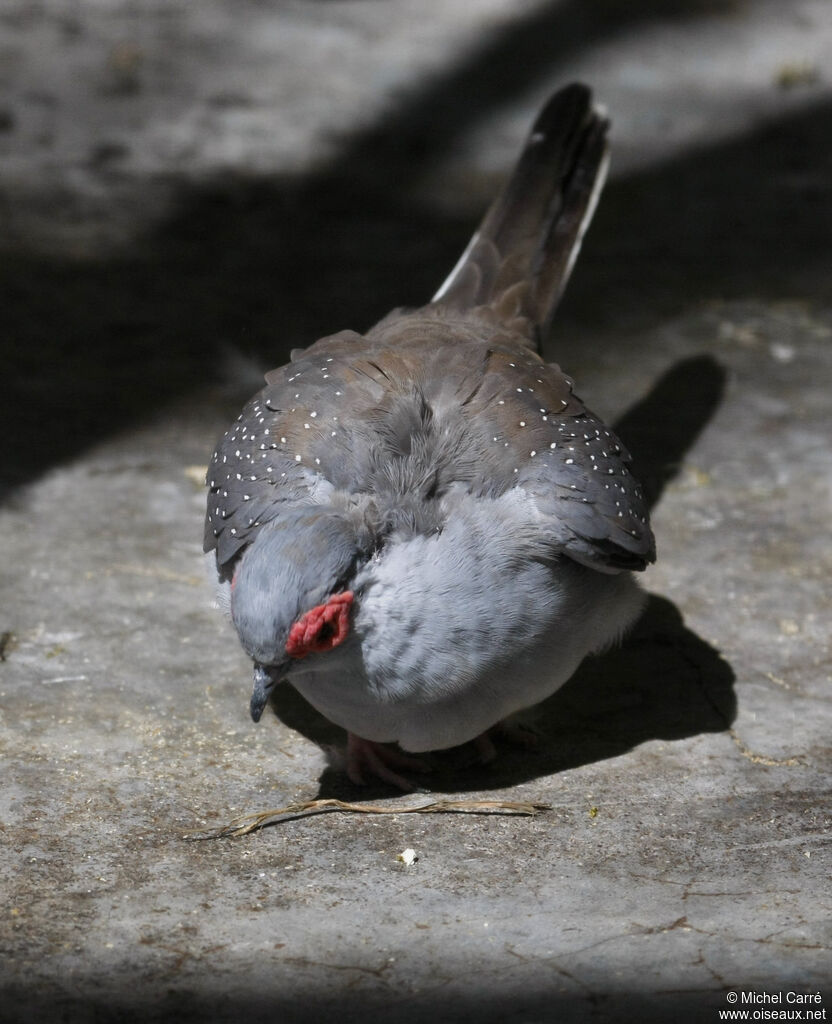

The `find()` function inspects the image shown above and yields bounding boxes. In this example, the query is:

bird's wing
[206,319,654,576]
[456,341,655,572]
[204,330,392,571]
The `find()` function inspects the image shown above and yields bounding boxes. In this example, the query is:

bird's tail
[431,84,609,348]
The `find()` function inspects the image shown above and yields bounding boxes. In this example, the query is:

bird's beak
[250,664,281,723]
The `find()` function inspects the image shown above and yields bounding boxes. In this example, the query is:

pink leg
[345,733,432,791]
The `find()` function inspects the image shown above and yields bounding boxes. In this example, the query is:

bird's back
[207,304,652,574]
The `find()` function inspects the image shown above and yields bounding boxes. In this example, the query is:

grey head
[229,507,370,720]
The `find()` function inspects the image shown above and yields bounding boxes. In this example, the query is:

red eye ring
[286,591,354,659]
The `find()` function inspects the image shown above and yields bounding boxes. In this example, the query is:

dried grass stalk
[184,798,551,840]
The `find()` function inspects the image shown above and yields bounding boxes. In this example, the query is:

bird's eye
[317,621,335,643]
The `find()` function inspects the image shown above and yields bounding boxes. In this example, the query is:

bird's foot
[345,733,432,792]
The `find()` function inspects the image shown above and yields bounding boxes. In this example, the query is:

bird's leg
[472,717,541,764]
[494,716,540,749]
[473,731,498,763]
[345,733,432,792]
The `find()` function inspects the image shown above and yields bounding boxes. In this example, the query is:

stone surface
[1,2,830,1022]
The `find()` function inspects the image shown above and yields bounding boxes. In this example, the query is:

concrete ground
[1,1,830,1021]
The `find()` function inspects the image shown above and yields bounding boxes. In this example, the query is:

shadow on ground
[0,984,735,1024]
[615,354,727,509]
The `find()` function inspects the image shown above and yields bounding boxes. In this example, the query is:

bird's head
[229,510,367,721]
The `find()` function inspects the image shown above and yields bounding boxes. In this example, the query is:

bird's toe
[345,733,432,792]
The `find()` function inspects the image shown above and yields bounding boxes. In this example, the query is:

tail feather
[432,84,609,346]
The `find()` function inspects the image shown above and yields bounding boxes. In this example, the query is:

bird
[204,84,656,790]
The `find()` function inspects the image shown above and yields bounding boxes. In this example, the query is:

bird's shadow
[268,354,736,798]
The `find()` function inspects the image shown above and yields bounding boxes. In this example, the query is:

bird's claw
[345,734,432,792]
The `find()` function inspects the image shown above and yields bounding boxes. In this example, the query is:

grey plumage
[204,83,655,785]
